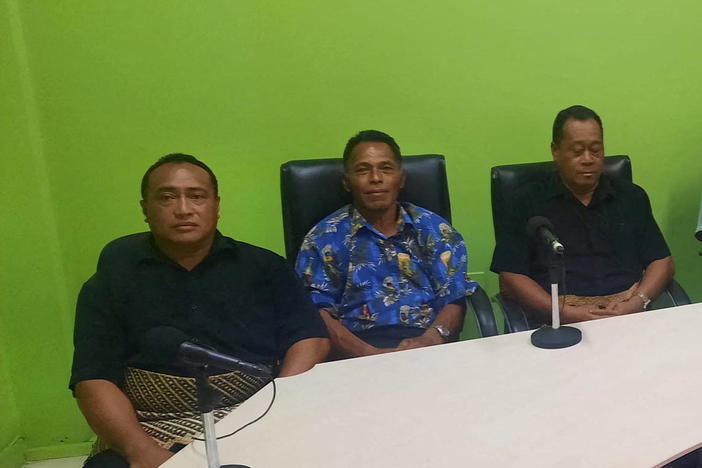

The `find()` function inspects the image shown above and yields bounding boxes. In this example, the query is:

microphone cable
[193,378,277,442]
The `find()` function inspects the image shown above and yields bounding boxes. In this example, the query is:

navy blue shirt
[70,232,327,390]
[490,173,670,296]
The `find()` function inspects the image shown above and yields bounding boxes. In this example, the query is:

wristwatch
[636,292,651,310]
[431,325,451,341]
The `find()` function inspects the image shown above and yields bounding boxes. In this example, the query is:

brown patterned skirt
[92,367,268,453]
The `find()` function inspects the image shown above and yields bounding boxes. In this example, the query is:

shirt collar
[548,171,615,204]
[349,203,415,238]
[137,230,236,265]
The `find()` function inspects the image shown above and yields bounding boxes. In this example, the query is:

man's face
[551,118,604,192]
[343,141,405,215]
[140,162,220,248]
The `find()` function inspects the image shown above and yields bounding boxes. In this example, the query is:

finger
[591,309,617,316]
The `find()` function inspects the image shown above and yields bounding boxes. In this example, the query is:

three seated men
[71,108,677,467]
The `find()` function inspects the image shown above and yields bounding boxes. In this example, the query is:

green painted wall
[1,0,90,463]
[2,0,700,459]
[0,1,23,459]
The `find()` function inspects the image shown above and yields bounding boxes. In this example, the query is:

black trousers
[83,450,128,468]
[83,445,185,468]
[353,325,425,348]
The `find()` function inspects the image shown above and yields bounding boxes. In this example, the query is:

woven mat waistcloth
[561,282,638,308]
[92,367,268,453]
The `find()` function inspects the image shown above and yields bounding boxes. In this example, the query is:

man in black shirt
[71,153,330,468]
[491,105,674,325]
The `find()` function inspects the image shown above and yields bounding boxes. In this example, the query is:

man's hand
[75,380,169,468]
[396,330,443,351]
[362,345,397,356]
[603,297,645,316]
[127,445,173,468]
[561,304,616,323]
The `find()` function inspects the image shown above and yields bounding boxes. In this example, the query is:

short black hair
[342,130,401,169]
[552,105,603,144]
[140,153,218,199]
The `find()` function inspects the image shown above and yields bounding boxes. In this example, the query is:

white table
[163,303,702,468]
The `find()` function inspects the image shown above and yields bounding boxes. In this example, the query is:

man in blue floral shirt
[295,130,477,359]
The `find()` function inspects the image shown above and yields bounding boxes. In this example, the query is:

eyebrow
[154,186,208,193]
[353,160,397,168]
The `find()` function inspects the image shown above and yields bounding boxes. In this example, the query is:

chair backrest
[490,155,631,241]
[280,154,451,261]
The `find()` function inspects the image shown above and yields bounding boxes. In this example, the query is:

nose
[173,195,193,216]
[581,151,595,165]
[369,168,383,183]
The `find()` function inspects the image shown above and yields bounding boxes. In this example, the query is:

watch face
[434,325,450,338]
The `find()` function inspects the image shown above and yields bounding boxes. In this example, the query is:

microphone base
[531,325,581,349]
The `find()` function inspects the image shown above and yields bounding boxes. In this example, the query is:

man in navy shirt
[491,106,674,325]
[71,153,329,468]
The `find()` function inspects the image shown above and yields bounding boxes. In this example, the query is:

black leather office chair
[491,155,691,333]
[281,154,498,338]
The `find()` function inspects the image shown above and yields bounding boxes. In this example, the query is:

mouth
[365,190,388,196]
[173,222,198,229]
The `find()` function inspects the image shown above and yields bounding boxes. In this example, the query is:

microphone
[140,326,272,378]
[526,216,564,254]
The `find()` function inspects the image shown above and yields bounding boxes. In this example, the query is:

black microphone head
[526,216,554,238]
[139,326,190,364]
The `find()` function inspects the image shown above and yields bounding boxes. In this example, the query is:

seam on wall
[5,0,73,351]
[0,436,26,468]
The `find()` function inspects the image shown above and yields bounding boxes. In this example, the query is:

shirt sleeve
[69,272,128,392]
[429,223,477,311]
[633,185,671,266]
[269,255,329,358]
[490,191,532,275]
[294,233,344,313]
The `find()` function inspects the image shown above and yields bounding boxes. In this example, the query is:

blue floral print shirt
[295,203,477,332]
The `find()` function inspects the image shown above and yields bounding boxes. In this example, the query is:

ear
[400,169,406,189]
[215,196,221,217]
[139,199,148,222]
[342,174,351,192]
[550,142,558,161]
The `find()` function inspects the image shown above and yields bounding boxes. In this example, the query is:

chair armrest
[467,286,498,337]
[495,293,531,334]
[663,279,691,306]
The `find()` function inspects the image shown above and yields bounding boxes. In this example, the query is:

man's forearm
[396,303,465,350]
[425,302,465,342]
[636,256,675,302]
[278,337,330,377]
[319,309,382,359]
[500,272,553,317]
[75,380,167,463]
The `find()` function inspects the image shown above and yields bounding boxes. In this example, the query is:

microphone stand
[195,365,251,468]
[531,246,582,349]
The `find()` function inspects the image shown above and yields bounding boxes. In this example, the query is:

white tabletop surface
[163,303,702,468]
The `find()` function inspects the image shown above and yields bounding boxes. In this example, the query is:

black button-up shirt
[491,173,670,296]
[70,232,327,390]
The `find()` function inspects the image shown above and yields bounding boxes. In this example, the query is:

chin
[362,201,393,213]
